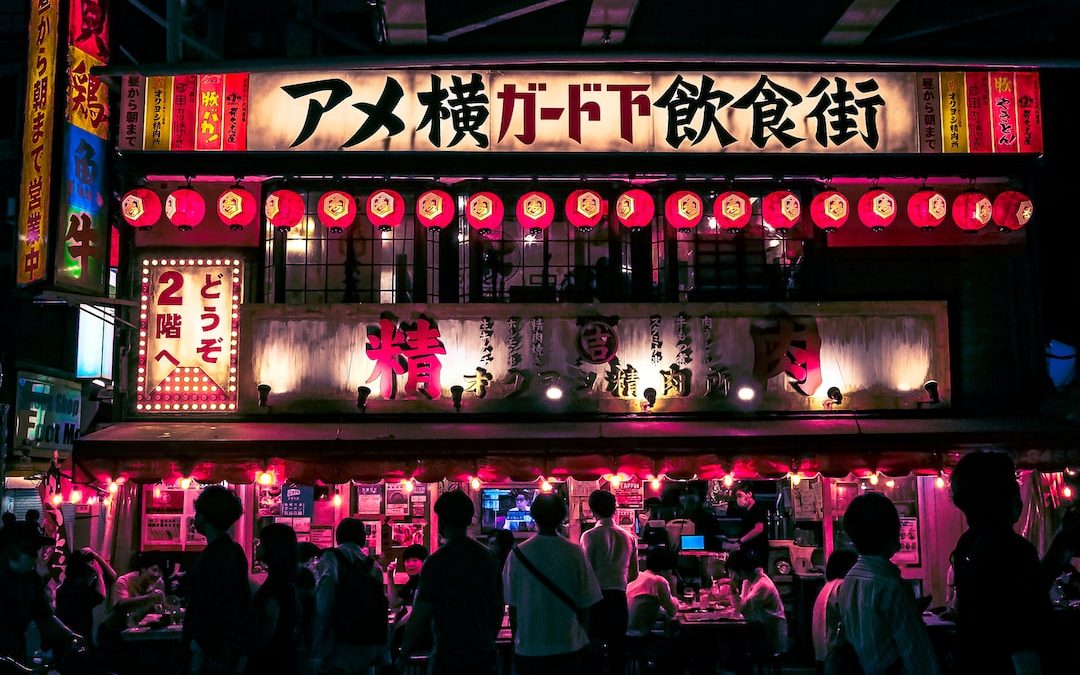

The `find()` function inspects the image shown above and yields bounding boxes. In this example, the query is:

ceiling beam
[384,0,428,46]
[582,0,640,47]
[429,0,571,42]
[822,0,901,46]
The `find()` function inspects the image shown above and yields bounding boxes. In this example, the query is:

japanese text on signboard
[137,258,241,413]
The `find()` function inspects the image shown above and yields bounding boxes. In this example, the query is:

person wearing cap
[0,522,83,667]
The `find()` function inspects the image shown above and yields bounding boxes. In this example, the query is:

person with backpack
[504,493,602,675]
[310,518,388,675]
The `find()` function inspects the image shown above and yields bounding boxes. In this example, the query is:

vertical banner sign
[939,72,968,153]
[171,74,198,151]
[16,0,60,285]
[964,72,992,153]
[1014,72,1044,154]
[144,76,173,151]
[195,74,225,150]
[136,258,242,413]
[119,75,144,150]
[57,0,111,294]
[916,73,941,154]
[989,72,1018,154]
[222,73,249,151]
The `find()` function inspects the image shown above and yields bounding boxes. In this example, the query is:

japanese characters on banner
[16,0,60,285]
[247,301,950,414]
[116,70,1044,155]
[137,258,242,413]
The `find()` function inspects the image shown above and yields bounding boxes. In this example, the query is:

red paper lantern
[907,189,948,231]
[992,190,1033,232]
[318,191,357,233]
[416,189,455,230]
[216,188,256,231]
[713,191,752,232]
[566,189,607,232]
[615,189,655,229]
[165,188,205,231]
[952,191,993,232]
[366,189,405,232]
[857,188,897,232]
[265,189,305,232]
[121,188,161,229]
[810,190,849,233]
[762,190,801,231]
[466,191,504,237]
[665,190,704,230]
[516,191,555,236]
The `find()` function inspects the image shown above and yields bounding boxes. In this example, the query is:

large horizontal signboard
[116,70,1042,155]
[237,301,950,415]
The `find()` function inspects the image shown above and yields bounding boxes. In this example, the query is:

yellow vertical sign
[939,72,968,153]
[16,0,60,285]
[143,76,173,150]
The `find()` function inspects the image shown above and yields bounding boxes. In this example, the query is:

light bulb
[1065,485,1074,499]
[180,477,193,490]
[737,386,755,401]
[70,489,83,504]
[470,476,482,491]
[790,473,802,486]
[332,493,343,508]
[51,493,64,506]
[402,479,415,494]
[545,386,563,400]
[885,479,896,489]
[108,481,119,494]
[153,485,162,499]
[650,478,662,491]
[257,471,274,486]
[540,479,553,493]
[610,474,622,489]
[869,473,880,486]
[723,474,734,488]
[87,496,98,506]
[935,476,946,489]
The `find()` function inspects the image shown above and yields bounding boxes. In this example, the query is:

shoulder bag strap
[512,546,586,626]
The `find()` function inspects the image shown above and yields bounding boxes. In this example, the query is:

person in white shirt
[726,549,788,656]
[504,493,603,675]
[580,489,639,675]
[626,547,679,636]
[811,549,857,663]
[837,492,940,675]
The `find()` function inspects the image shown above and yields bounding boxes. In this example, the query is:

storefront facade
[64,62,1079,639]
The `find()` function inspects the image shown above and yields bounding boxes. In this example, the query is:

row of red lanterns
[121,185,1033,236]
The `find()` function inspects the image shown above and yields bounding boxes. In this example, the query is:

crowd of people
[2,451,1079,674]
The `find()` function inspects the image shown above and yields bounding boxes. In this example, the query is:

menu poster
[257,483,282,517]
[896,517,920,566]
[792,479,823,520]
[362,521,382,556]
[391,522,426,548]
[144,514,182,545]
[613,480,643,508]
[570,480,595,497]
[615,508,638,531]
[385,483,408,518]
[310,525,334,549]
[281,483,314,517]
[145,489,185,514]
[410,483,428,517]
[356,483,383,515]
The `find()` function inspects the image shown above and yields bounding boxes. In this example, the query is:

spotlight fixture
[450,385,464,412]
[545,385,563,400]
[356,386,371,412]
[827,387,843,405]
[923,380,940,404]
[737,386,756,402]
[257,383,271,407]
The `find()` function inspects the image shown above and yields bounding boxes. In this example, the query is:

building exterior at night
[5,1,1080,665]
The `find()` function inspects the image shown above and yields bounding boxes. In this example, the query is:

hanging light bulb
[723,474,735,488]
[153,485,162,499]
[935,475,947,489]
[1065,485,1074,500]
[470,476,482,491]
[402,479,415,494]
[51,493,64,506]
[540,478,553,493]
[650,476,662,492]
[108,480,119,494]
[69,489,83,504]
[885,479,896,489]
[869,473,880,486]
[179,477,193,490]
[609,474,622,489]
[332,493,343,508]
[790,473,802,487]
[257,471,275,486]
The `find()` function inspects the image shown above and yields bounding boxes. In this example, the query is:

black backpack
[329,549,388,646]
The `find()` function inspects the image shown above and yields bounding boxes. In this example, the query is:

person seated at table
[811,549,857,665]
[724,549,788,656]
[626,547,679,637]
[109,551,166,627]
[387,544,429,610]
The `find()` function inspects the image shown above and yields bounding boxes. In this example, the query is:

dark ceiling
[110,0,1079,66]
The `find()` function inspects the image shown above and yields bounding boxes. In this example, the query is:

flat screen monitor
[681,534,706,551]
[479,486,566,534]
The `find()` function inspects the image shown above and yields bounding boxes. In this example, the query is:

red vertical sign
[195,74,225,150]
[120,74,144,150]
[989,72,1018,154]
[223,73,249,151]
[964,72,991,153]
[917,73,941,154]
[1014,71,1044,154]
[170,74,198,150]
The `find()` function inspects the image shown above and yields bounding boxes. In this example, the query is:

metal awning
[72,415,1080,485]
